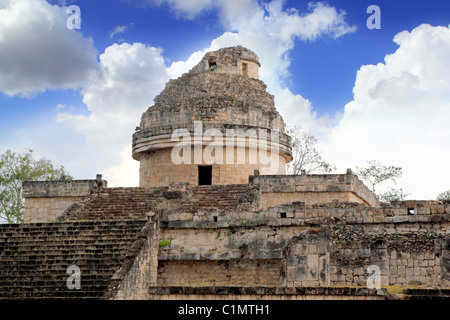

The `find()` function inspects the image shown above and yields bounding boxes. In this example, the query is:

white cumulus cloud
[124,0,213,19]
[323,24,450,199]
[0,0,98,97]
[103,146,140,187]
[56,42,170,185]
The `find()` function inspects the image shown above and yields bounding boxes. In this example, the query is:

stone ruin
[1,46,448,300]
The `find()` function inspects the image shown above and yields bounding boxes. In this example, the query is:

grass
[159,239,171,247]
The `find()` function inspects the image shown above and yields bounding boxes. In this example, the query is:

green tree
[355,160,403,194]
[378,187,410,202]
[436,190,450,201]
[286,127,336,175]
[0,149,72,224]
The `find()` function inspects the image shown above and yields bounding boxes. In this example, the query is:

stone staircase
[61,185,251,221]
[182,184,250,211]
[61,187,169,221]
[0,220,147,299]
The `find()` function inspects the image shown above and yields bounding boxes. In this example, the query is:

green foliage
[286,126,336,175]
[378,188,410,202]
[0,149,71,224]
[227,225,236,236]
[437,190,450,201]
[355,160,403,194]
[241,221,247,226]
[159,239,171,247]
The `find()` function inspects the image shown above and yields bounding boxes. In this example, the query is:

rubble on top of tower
[138,46,282,130]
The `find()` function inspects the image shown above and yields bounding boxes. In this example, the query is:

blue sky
[1,0,450,199]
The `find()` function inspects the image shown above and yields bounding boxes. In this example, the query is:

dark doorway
[198,166,212,185]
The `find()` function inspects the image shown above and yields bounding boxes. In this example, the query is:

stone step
[0,220,146,299]
[58,185,250,221]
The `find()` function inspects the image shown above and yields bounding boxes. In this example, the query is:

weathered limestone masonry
[105,213,160,300]
[9,175,450,299]
[148,287,385,300]
[132,46,292,187]
[142,194,449,298]
[189,46,260,79]
[6,46,449,300]
[22,175,106,223]
[96,172,448,300]
[0,219,146,299]
[254,170,380,209]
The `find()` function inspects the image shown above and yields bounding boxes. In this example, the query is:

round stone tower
[132,46,292,187]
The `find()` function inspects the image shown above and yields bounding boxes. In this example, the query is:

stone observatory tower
[132,46,292,187]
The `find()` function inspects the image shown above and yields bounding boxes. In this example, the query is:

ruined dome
[133,46,292,187]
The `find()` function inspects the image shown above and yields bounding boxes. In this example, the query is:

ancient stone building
[0,46,448,300]
[133,46,291,187]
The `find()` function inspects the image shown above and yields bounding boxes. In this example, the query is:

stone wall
[157,260,281,287]
[109,217,160,300]
[148,286,386,300]
[24,196,85,223]
[260,191,366,210]
[329,238,443,287]
[150,199,449,291]
[189,46,261,79]
[190,56,259,79]
[139,147,287,187]
[253,172,380,209]
[22,179,100,223]
[284,231,330,287]
[240,59,259,79]
[154,225,332,289]
[442,238,450,287]
[327,206,448,288]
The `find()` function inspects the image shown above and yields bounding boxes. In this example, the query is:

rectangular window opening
[242,63,248,77]
[407,208,415,215]
[280,212,287,219]
[198,165,212,186]
[209,61,217,71]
